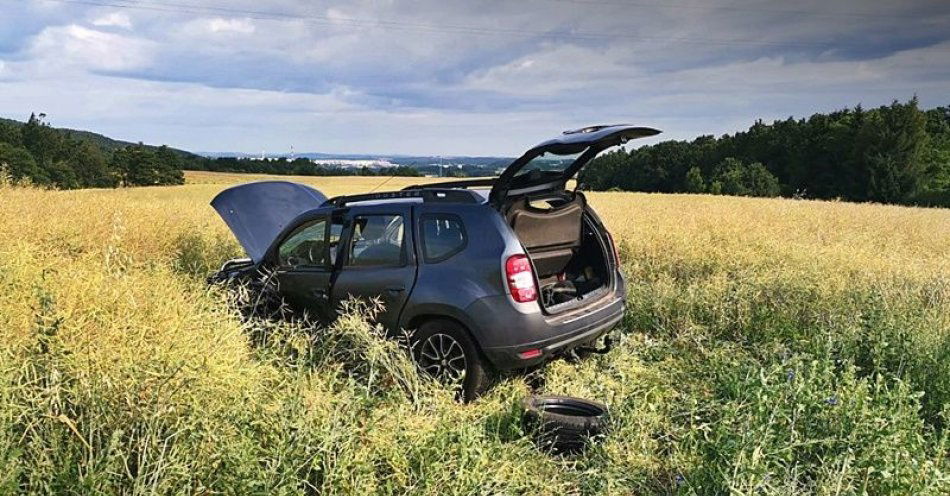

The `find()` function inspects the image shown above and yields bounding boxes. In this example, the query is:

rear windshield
[514,150,584,180]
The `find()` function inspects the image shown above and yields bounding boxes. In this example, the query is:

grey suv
[211,125,660,399]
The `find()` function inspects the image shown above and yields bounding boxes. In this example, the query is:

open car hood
[211,181,328,263]
[489,125,660,206]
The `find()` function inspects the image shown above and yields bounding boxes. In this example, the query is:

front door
[331,204,417,331]
[274,215,335,322]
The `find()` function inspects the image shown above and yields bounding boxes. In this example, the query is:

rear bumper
[481,306,623,369]
[475,274,627,370]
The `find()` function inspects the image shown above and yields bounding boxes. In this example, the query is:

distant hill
[199,150,514,167]
[0,116,197,158]
[194,151,515,177]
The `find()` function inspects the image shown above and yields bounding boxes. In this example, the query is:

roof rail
[322,188,480,207]
[403,178,496,190]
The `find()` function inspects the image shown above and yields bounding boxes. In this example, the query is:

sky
[0,0,948,156]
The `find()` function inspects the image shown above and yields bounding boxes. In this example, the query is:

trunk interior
[504,192,611,313]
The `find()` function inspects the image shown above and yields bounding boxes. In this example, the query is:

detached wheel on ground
[522,395,609,455]
[412,318,491,402]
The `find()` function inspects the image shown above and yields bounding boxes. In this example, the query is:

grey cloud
[0,0,947,154]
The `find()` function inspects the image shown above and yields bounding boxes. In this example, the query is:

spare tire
[522,395,609,455]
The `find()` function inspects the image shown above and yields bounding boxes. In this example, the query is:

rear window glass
[421,214,466,262]
[346,214,406,267]
[514,150,584,180]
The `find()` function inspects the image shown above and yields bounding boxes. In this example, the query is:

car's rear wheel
[412,319,491,402]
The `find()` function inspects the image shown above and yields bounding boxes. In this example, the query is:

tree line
[0,114,185,188]
[5,99,950,207]
[187,156,511,178]
[0,114,426,187]
[581,98,950,207]
[188,156,422,177]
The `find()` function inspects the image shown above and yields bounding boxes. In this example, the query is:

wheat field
[0,170,947,494]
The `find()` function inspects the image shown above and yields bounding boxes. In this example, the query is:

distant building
[310,158,397,168]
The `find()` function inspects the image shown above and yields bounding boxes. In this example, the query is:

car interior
[278,220,328,267]
[504,192,609,309]
[348,215,405,266]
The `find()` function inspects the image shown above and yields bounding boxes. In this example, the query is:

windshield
[513,150,585,180]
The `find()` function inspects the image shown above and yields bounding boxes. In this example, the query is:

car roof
[322,188,487,208]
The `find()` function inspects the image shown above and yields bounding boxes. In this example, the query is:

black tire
[522,395,609,454]
[412,319,491,402]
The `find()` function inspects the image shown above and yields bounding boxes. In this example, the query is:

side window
[346,214,405,267]
[421,214,466,263]
[278,218,328,268]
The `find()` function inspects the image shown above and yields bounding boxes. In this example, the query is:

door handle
[311,288,328,299]
[386,286,405,293]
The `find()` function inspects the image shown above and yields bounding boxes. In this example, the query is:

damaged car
[210,124,660,399]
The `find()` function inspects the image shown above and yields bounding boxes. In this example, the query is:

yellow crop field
[0,170,947,494]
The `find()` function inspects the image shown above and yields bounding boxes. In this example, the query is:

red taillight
[518,349,542,360]
[606,231,620,264]
[505,254,538,303]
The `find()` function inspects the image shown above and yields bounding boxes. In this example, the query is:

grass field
[0,170,947,494]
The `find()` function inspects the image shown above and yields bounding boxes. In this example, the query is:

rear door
[330,204,417,330]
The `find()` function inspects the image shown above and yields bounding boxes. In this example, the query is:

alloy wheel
[417,333,467,383]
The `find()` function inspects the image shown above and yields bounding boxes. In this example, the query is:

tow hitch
[572,332,615,356]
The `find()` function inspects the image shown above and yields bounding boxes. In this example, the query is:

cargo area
[504,193,611,312]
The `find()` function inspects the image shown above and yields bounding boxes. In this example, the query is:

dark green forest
[581,98,950,207]
[0,114,186,188]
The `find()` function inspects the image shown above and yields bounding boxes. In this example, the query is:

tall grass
[0,176,947,494]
